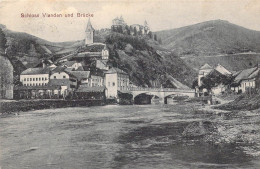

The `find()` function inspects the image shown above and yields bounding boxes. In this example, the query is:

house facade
[231,66,260,93]
[20,67,51,87]
[49,67,77,96]
[105,68,130,98]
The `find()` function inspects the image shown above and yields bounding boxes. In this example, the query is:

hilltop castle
[111,16,150,35]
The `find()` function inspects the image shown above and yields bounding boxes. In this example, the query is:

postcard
[0,0,260,168]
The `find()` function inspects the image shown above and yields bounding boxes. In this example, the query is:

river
[0,103,260,169]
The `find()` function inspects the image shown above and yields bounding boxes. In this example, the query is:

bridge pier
[121,88,195,105]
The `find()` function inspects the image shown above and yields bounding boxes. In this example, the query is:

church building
[85,18,95,45]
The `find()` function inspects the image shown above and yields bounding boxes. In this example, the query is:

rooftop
[200,63,213,70]
[21,67,51,75]
[61,61,77,67]
[234,67,258,83]
[68,71,90,81]
[105,67,128,75]
[76,86,106,93]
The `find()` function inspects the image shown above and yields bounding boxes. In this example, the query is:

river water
[0,103,259,169]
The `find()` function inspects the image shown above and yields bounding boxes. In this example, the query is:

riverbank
[215,92,260,111]
[0,99,105,114]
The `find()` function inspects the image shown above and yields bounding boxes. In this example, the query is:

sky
[0,0,260,42]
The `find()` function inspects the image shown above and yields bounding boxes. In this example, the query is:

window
[42,77,44,81]
[54,76,56,79]
[33,78,35,81]
[45,77,47,80]
[30,78,32,81]
[36,78,38,81]
[112,82,115,86]
[39,78,41,81]
[27,78,29,81]
[63,76,66,79]
[24,78,26,81]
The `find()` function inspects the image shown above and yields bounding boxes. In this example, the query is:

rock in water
[182,121,216,138]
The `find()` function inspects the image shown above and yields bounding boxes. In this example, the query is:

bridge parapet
[129,87,194,92]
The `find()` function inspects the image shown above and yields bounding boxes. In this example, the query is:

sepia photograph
[0,0,260,168]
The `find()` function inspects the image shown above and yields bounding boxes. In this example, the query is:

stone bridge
[120,87,195,100]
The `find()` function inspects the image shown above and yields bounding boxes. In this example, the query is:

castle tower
[85,18,95,45]
[144,20,150,34]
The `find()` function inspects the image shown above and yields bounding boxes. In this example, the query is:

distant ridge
[156,20,260,56]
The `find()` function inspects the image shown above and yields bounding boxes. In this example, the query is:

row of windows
[24,77,47,81]
[92,78,103,82]
[242,81,255,88]
[23,83,47,86]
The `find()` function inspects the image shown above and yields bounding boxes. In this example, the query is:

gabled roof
[51,66,66,73]
[61,60,77,67]
[21,67,51,75]
[105,67,128,75]
[200,63,213,70]
[247,68,259,79]
[215,64,232,75]
[68,71,90,80]
[234,67,258,83]
[164,75,190,90]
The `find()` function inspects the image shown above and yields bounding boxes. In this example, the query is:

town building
[197,63,232,96]
[105,67,130,98]
[112,16,126,28]
[130,21,150,35]
[198,63,214,87]
[61,60,83,71]
[20,67,51,87]
[0,54,14,99]
[231,65,260,93]
[49,66,77,96]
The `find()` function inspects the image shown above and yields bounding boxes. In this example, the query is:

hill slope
[156,20,260,56]
[0,24,196,87]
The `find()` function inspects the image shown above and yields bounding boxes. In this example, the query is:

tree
[158,38,162,44]
[133,27,137,36]
[0,28,7,52]
[154,34,157,41]
[148,31,153,39]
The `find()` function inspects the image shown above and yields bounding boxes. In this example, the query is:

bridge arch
[133,92,161,104]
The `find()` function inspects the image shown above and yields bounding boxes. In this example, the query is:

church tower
[85,18,95,45]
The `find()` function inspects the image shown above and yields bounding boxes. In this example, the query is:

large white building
[20,67,51,86]
[105,67,129,98]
